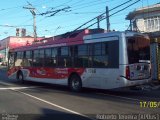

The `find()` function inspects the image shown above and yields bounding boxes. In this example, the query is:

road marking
[0,81,13,86]
[0,86,39,90]
[13,90,94,120]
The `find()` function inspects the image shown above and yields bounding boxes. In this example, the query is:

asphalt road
[0,67,160,120]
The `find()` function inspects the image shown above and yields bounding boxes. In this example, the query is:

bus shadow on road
[17,108,91,120]
[8,80,160,102]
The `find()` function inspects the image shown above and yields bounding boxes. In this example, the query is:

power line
[85,0,141,29]
[73,0,135,32]
[71,0,109,11]
[38,6,71,17]
[35,0,140,37]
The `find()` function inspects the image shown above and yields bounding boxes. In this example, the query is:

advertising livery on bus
[7,29,151,91]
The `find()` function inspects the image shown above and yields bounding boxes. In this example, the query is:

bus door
[8,52,15,69]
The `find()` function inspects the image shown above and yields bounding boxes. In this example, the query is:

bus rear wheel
[17,71,24,83]
[69,74,82,92]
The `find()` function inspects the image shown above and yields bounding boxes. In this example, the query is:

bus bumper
[124,78,152,87]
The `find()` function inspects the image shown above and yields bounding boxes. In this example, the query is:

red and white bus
[8,29,151,91]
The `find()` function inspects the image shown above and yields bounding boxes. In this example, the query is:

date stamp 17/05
[140,101,160,108]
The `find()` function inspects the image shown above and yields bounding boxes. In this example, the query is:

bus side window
[23,51,32,67]
[15,51,23,67]
[33,50,39,67]
[74,44,89,68]
[39,49,45,66]
[108,40,119,68]
[45,48,51,67]
[44,48,56,67]
[92,42,109,68]
[51,48,58,67]
[58,46,72,67]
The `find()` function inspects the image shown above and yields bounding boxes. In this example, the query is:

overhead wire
[72,0,135,31]
[85,0,141,30]
[0,0,147,39]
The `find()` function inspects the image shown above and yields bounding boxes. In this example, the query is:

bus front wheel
[69,74,82,92]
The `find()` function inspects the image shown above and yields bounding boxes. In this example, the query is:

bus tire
[17,71,24,83]
[69,74,82,92]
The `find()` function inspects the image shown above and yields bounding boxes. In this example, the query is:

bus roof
[10,29,148,52]
[12,28,105,52]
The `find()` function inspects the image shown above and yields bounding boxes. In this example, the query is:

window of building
[144,16,160,32]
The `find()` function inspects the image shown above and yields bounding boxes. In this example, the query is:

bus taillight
[126,66,130,80]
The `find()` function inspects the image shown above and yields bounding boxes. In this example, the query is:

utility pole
[97,16,100,29]
[106,6,110,32]
[130,20,132,31]
[23,3,37,42]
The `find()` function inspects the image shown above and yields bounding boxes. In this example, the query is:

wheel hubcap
[72,79,79,90]
[19,75,23,80]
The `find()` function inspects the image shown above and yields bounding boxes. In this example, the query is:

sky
[0,0,159,39]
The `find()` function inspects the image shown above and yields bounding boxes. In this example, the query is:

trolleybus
[7,29,151,91]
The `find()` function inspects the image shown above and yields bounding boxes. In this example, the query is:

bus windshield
[127,36,150,64]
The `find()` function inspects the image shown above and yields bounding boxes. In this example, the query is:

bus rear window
[127,36,150,64]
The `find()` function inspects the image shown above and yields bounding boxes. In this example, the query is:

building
[0,36,44,64]
[126,3,160,81]
[126,3,160,33]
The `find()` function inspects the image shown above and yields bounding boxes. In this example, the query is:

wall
[0,37,9,50]
[9,37,35,49]
[133,11,160,33]
[0,36,44,62]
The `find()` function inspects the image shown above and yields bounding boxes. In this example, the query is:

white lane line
[0,81,42,90]
[13,90,94,120]
[0,81,13,86]
[96,93,141,101]
[0,86,39,90]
